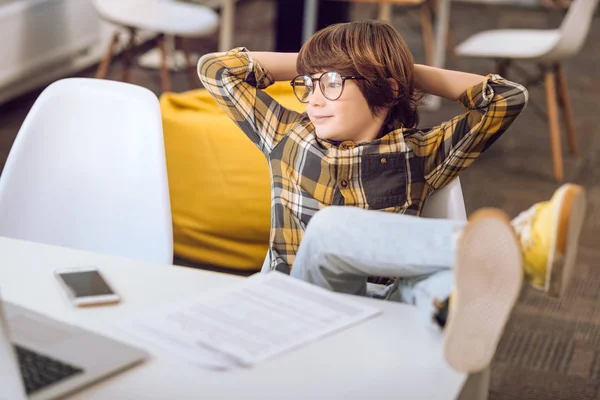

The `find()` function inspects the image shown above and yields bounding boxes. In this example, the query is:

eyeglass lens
[292,72,344,102]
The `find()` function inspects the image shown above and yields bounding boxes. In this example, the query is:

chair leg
[122,27,137,83]
[378,3,392,22]
[495,59,510,78]
[158,35,172,93]
[544,68,564,182]
[555,64,577,156]
[426,0,457,66]
[445,29,459,66]
[177,37,197,89]
[96,31,120,79]
[420,1,435,66]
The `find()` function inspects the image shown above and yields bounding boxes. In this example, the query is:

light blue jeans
[287,206,468,325]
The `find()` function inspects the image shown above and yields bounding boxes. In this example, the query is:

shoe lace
[512,205,537,250]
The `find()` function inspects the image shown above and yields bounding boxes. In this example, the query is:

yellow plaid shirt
[198,48,528,274]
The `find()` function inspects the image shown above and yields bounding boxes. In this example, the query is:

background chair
[93,0,219,92]
[455,0,599,181]
[333,0,437,65]
[0,78,173,264]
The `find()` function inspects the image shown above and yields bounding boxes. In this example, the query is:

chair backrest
[0,78,173,264]
[543,0,599,61]
[421,177,467,221]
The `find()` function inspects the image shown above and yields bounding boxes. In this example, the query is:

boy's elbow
[197,52,220,82]
[517,84,529,106]
[517,86,529,114]
[506,83,529,115]
[198,52,224,68]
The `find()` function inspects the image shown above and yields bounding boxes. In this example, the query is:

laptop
[0,297,148,400]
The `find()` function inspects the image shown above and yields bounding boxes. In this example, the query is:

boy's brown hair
[297,20,420,133]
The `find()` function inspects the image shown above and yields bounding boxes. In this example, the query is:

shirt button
[380,157,387,164]
[340,180,348,188]
[340,141,355,150]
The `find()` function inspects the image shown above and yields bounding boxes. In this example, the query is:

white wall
[0,0,120,105]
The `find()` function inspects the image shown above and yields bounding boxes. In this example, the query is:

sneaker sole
[545,184,587,297]
[444,209,523,373]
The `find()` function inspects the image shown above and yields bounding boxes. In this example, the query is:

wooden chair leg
[158,35,172,93]
[378,3,392,22]
[96,31,120,79]
[420,2,435,66]
[555,64,577,156]
[122,27,137,83]
[177,37,197,89]
[544,68,564,182]
[446,30,459,66]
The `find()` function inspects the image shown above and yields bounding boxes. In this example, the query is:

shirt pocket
[361,153,408,210]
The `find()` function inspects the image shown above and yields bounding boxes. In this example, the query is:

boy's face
[305,72,387,144]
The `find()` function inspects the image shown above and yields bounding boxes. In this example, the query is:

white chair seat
[94,0,219,37]
[455,29,561,60]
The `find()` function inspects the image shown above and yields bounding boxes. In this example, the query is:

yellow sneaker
[512,184,586,297]
[441,209,523,373]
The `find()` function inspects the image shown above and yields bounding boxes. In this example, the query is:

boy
[198,21,586,373]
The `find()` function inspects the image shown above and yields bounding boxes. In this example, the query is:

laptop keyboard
[15,344,84,395]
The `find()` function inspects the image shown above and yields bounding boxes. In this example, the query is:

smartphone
[55,267,120,307]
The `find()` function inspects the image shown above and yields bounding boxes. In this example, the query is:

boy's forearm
[248,52,299,81]
[414,65,487,101]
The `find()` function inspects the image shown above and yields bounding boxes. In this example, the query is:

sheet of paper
[120,320,238,370]
[122,272,382,368]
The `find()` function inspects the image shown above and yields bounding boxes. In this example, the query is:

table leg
[219,0,236,52]
[177,37,199,88]
[378,3,392,21]
[302,0,319,44]
[423,0,450,110]
[158,35,172,92]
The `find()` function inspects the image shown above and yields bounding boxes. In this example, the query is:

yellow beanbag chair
[160,82,304,271]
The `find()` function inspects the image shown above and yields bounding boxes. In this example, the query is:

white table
[0,237,485,399]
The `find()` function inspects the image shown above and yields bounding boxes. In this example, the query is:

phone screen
[58,270,115,298]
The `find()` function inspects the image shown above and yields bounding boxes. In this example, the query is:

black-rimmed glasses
[290,72,365,103]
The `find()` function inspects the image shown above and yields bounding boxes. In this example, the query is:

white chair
[455,0,599,181]
[0,78,173,264]
[421,178,492,400]
[93,0,220,92]
[421,177,467,220]
[332,0,438,65]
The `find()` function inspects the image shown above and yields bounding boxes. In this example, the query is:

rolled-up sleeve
[197,47,304,156]
[405,74,529,190]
